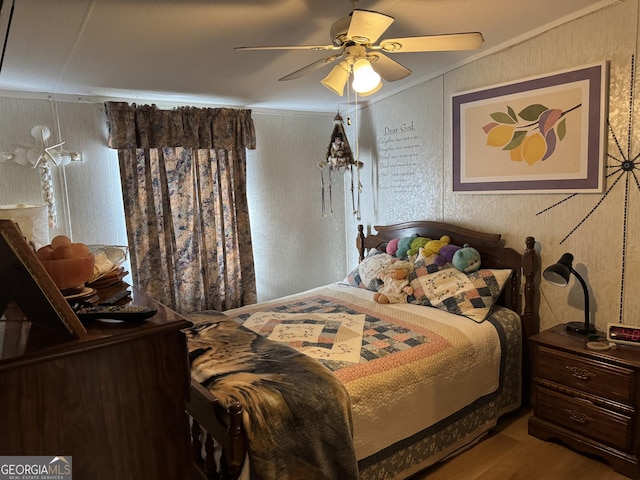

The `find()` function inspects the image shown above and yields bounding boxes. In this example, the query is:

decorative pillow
[413,252,454,274]
[345,249,396,291]
[408,267,512,322]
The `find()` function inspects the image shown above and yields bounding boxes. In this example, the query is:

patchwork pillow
[345,249,396,291]
[408,267,512,322]
[412,252,453,274]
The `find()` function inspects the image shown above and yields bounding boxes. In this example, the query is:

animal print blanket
[186,313,359,480]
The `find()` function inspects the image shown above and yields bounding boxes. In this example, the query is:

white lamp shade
[0,204,50,249]
[357,80,382,97]
[321,62,350,96]
[352,58,381,93]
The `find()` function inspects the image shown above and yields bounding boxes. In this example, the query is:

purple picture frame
[452,62,607,193]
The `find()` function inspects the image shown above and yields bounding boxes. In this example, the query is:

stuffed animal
[420,235,451,257]
[374,261,414,304]
[435,243,462,266]
[395,234,418,260]
[386,238,400,256]
[406,237,431,258]
[452,244,481,273]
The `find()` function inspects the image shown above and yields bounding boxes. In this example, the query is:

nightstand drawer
[537,346,635,404]
[535,386,632,452]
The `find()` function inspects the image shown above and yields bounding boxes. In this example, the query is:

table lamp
[0,204,49,249]
[543,253,596,334]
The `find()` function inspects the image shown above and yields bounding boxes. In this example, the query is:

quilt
[187,282,522,480]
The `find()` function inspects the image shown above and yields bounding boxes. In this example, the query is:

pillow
[413,252,453,274]
[408,266,512,322]
[345,249,396,291]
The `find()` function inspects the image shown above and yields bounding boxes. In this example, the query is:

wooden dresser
[528,324,640,478]
[0,289,194,480]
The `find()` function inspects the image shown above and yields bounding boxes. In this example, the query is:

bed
[184,221,540,480]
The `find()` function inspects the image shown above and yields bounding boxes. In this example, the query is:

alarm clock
[607,323,640,347]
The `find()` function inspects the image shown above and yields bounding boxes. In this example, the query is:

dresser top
[0,288,192,368]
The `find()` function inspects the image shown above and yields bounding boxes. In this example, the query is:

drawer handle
[565,365,596,380]
[563,408,593,424]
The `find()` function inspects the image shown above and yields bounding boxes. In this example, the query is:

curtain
[104,102,257,313]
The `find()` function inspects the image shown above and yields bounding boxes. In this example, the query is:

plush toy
[435,243,462,266]
[452,244,481,273]
[420,235,451,257]
[374,261,414,304]
[386,238,400,256]
[406,237,431,258]
[395,234,418,260]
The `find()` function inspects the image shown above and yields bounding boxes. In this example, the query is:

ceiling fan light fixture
[238,7,486,99]
[356,80,382,97]
[351,58,380,93]
[321,61,350,96]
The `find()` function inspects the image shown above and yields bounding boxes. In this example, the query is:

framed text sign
[452,62,607,193]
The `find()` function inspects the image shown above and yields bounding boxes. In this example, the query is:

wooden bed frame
[186,221,540,480]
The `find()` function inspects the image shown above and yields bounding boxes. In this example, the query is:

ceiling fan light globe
[321,62,350,96]
[357,80,382,97]
[352,59,381,93]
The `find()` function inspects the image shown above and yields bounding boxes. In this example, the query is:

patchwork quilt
[186,283,522,480]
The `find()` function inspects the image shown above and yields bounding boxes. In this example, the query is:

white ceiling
[0,0,617,113]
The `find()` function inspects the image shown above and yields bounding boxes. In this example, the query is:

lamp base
[565,321,597,335]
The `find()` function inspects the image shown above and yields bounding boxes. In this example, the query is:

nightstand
[528,324,640,478]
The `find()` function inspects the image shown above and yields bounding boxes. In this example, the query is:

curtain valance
[104,102,256,151]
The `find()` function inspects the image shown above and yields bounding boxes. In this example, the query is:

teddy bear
[417,235,451,259]
[435,243,462,266]
[452,244,482,273]
[386,238,400,256]
[395,234,418,260]
[406,237,431,258]
[374,261,414,304]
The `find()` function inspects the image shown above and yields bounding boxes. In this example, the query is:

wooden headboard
[356,221,540,339]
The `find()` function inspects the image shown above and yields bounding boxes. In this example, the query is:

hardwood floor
[412,408,630,480]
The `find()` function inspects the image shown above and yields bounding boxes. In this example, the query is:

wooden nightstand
[528,324,640,478]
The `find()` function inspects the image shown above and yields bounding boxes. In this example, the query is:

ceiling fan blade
[378,32,484,53]
[347,9,394,44]
[235,44,341,51]
[279,53,343,81]
[369,52,411,82]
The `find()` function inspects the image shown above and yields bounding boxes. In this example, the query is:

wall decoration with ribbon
[319,112,362,218]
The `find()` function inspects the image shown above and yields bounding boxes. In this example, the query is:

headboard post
[521,236,540,338]
[357,224,366,262]
[520,236,539,408]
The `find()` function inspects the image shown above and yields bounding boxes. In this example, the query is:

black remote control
[75,304,157,322]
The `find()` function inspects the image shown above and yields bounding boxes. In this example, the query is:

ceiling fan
[235,1,484,96]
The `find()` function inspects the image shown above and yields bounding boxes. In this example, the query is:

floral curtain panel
[104,102,257,313]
